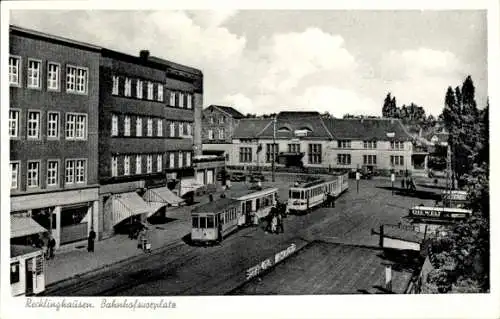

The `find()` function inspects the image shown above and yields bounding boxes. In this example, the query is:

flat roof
[231,242,415,295]
[229,187,278,200]
[11,245,42,258]
[192,198,239,214]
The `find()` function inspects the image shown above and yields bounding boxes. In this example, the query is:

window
[147,118,153,137]
[179,123,184,137]
[47,160,59,186]
[111,115,118,136]
[363,141,377,149]
[111,156,118,177]
[124,78,132,97]
[391,155,404,166]
[124,116,131,136]
[308,144,322,164]
[169,153,175,168]
[65,160,74,184]
[266,144,279,163]
[192,216,199,228]
[112,76,119,95]
[240,147,252,163]
[11,262,20,284]
[186,123,192,136]
[136,155,142,174]
[288,144,300,153]
[27,59,41,89]
[158,84,164,102]
[186,152,191,167]
[169,91,175,106]
[363,155,377,165]
[178,92,184,108]
[209,116,214,124]
[124,155,130,176]
[136,118,142,137]
[136,79,143,99]
[157,154,162,172]
[66,113,87,140]
[219,116,225,124]
[47,112,59,138]
[208,129,214,140]
[337,154,351,165]
[66,159,86,184]
[27,161,40,188]
[9,110,19,138]
[47,62,60,90]
[157,119,163,137]
[179,152,184,168]
[391,141,404,150]
[10,162,19,190]
[9,56,21,86]
[170,122,176,137]
[147,82,154,100]
[66,65,87,94]
[75,160,86,183]
[27,111,41,139]
[337,140,351,149]
[147,155,153,173]
[187,94,192,109]
[219,128,225,140]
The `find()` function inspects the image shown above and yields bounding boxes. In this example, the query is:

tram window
[291,191,300,199]
[207,215,214,228]
[301,191,304,199]
[256,199,260,211]
[199,217,207,228]
[192,216,199,228]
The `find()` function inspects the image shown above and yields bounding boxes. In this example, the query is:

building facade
[202,105,244,146]
[9,26,100,250]
[204,111,418,174]
[98,49,203,238]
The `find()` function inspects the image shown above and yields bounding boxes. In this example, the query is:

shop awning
[111,192,152,227]
[146,202,166,218]
[10,216,48,239]
[143,186,185,207]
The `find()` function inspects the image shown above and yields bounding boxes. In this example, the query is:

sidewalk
[45,186,229,286]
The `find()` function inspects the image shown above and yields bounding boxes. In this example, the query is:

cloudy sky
[10,10,488,117]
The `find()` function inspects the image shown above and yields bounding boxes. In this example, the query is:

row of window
[207,116,227,125]
[9,56,88,94]
[339,140,405,150]
[9,109,87,140]
[336,154,405,166]
[207,128,225,140]
[112,75,194,109]
[239,144,322,164]
[10,159,87,190]
[111,114,192,138]
[110,152,192,177]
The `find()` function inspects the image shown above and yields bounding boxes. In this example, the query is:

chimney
[139,50,150,60]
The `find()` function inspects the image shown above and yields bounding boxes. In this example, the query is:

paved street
[42,178,438,296]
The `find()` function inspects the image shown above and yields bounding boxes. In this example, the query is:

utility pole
[445,144,452,208]
[272,116,276,182]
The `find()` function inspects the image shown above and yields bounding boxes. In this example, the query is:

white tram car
[287,173,349,214]
[191,187,279,243]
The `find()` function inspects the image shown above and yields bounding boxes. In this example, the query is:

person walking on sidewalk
[48,235,56,259]
[277,212,284,233]
[88,228,96,252]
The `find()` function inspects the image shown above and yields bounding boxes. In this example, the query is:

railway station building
[203,109,421,175]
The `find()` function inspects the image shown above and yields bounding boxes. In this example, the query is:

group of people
[401,177,417,191]
[28,233,56,259]
[266,204,286,234]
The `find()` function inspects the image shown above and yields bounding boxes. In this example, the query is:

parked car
[230,172,246,182]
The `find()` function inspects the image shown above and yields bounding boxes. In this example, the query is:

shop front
[10,187,99,250]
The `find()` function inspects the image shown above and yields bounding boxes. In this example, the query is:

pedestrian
[331,194,336,208]
[226,179,231,190]
[88,227,96,252]
[401,178,405,189]
[271,215,277,234]
[48,235,56,259]
[217,222,223,244]
[277,212,284,233]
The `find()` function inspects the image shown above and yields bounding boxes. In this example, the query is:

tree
[382,93,393,117]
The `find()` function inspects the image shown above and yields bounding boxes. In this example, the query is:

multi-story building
[98,49,203,238]
[204,110,420,173]
[9,26,100,250]
[202,104,244,146]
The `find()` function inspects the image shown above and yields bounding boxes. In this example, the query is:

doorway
[25,258,34,295]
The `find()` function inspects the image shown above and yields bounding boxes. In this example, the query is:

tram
[190,187,279,244]
[191,198,241,243]
[287,173,349,214]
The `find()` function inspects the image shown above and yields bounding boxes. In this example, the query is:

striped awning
[111,192,152,227]
[11,215,48,238]
[143,186,185,207]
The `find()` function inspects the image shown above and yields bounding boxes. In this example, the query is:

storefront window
[60,205,89,245]
[31,207,53,231]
